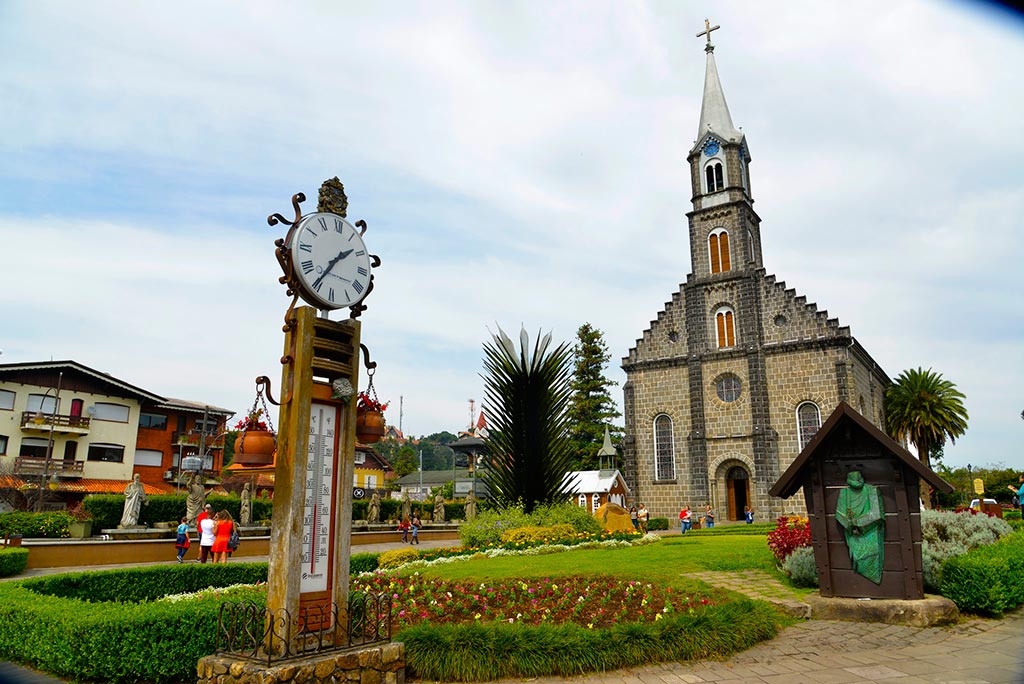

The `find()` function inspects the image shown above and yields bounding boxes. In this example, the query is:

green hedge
[350,552,380,574]
[648,517,669,531]
[399,598,779,681]
[940,533,1024,616]
[0,548,29,577]
[0,511,74,538]
[83,494,274,530]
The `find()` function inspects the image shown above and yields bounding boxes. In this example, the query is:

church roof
[564,469,628,495]
[694,39,745,152]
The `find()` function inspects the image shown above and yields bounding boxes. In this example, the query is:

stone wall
[196,641,404,684]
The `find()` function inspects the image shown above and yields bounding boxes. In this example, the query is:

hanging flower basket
[356,408,386,444]
[234,403,276,466]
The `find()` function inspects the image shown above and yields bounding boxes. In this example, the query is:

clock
[288,212,372,310]
[703,139,720,157]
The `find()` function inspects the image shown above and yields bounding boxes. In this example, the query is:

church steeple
[696,20,743,144]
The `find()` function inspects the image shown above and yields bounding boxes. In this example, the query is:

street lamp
[36,371,63,513]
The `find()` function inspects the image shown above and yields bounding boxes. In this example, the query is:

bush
[459,506,532,548]
[940,533,1024,616]
[0,511,73,538]
[501,524,576,545]
[529,503,602,534]
[766,516,811,562]
[0,548,29,577]
[692,522,775,536]
[350,552,380,574]
[648,517,669,531]
[921,509,1012,591]
[781,545,818,587]
[82,494,274,531]
[378,547,420,570]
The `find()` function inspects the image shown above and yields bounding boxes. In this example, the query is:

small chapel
[621,22,890,522]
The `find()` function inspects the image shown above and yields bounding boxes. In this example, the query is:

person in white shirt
[199,514,218,563]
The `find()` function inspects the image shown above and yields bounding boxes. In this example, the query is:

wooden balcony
[173,431,225,449]
[20,411,91,434]
[13,457,85,478]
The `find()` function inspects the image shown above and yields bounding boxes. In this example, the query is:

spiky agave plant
[481,326,575,514]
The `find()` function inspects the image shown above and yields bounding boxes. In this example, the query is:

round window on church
[716,375,742,402]
[668,330,680,343]
[774,314,787,327]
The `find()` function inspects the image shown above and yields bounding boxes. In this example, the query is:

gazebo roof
[769,401,953,499]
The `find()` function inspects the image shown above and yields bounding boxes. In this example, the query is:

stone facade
[621,42,890,522]
[196,642,404,684]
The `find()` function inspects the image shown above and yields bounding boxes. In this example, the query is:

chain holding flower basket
[235,385,277,466]
[355,369,388,444]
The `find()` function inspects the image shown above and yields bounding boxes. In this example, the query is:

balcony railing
[174,431,225,449]
[20,412,91,431]
[13,457,85,478]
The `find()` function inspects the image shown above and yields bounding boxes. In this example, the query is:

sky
[1,1,1022,470]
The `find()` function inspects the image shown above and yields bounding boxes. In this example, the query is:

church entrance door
[726,466,749,521]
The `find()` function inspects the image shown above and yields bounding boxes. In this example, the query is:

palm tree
[885,367,969,507]
[481,326,575,513]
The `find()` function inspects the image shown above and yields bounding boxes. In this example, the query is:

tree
[885,367,969,508]
[481,326,575,513]
[566,323,622,470]
[391,446,418,478]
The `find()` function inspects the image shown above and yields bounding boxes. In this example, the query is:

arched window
[715,307,736,349]
[592,495,601,513]
[797,402,821,451]
[704,161,724,193]
[709,229,731,274]
[653,414,675,481]
[577,493,587,508]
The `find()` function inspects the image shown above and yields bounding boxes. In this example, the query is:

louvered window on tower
[709,230,731,273]
[715,307,736,348]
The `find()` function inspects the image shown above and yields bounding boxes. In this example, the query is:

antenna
[468,399,475,430]
[399,395,403,435]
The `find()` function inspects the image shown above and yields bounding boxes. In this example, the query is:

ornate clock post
[198,180,401,684]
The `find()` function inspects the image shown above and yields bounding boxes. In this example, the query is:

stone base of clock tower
[196,641,405,684]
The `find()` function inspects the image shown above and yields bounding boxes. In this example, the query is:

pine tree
[566,323,622,471]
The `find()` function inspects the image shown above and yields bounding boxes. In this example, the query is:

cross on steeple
[697,18,720,53]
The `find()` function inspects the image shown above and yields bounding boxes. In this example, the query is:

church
[621,23,890,522]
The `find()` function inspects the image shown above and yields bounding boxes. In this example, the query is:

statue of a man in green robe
[834,470,885,584]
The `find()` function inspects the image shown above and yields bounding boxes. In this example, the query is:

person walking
[198,508,217,563]
[704,504,716,529]
[398,516,411,543]
[410,513,421,545]
[1007,474,1024,514]
[681,505,692,533]
[211,510,233,564]
[174,516,190,563]
[629,506,638,530]
[637,503,649,534]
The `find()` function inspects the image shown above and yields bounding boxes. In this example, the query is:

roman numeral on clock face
[318,217,328,231]
[352,280,364,294]
[328,287,335,302]
[301,260,314,274]
[299,242,312,252]
[357,266,368,276]
[334,219,343,233]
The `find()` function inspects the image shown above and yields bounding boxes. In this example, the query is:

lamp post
[965,463,973,507]
[36,371,63,513]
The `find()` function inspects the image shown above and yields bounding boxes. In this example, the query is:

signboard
[973,478,985,495]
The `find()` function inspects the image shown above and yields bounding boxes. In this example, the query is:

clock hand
[311,249,355,289]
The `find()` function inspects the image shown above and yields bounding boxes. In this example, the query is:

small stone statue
[401,491,412,521]
[434,493,446,522]
[835,470,886,584]
[240,483,252,527]
[368,490,381,523]
[464,490,477,521]
[185,473,206,526]
[118,474,148,528]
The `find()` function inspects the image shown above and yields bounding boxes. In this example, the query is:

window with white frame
[577,493,587,508]
[27,394,59,414]
[709,229,731,274]
[133,449,164,467]
[591,495,601,513]
[715,306,737,349]
[704,161,724,193]
[139,413,168,430]
[366,475,377,489]
[0,390,14,411]
[0,434,8,455]
[354,451,366,465]
[653,414,675,481]
[797,402,822,451]
[93,402,130,423]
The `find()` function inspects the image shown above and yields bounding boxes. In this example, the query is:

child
[398,516,411,543]
[175,516,190,563]
[744,506,754,524]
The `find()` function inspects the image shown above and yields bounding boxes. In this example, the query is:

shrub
[501,524,576,545]
[940,533,1024,616]
[459,506,532,548]
[781,545,818,587]
[350,552,380,573]
[766,516,811,562]
[0,511,74,538]
[378,547,420,570]
[692,522,775,536]
[648,517,669,531]
[0,548,29,577]
[921,509,1012,591]
[529,503,602,534]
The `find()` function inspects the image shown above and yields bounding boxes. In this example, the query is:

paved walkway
[4,550,1023,683]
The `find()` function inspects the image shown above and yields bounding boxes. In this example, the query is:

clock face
[289,212,372,310]
[703,139,720,157]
